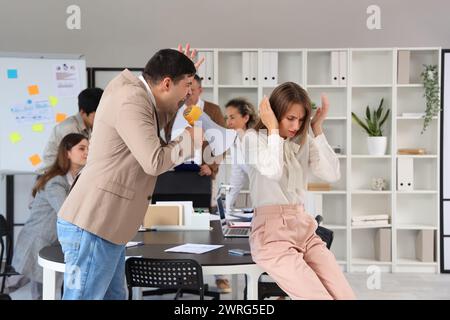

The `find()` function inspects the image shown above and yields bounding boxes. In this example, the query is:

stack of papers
[164,243,223,254]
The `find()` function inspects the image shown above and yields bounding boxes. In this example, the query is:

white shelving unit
[207,47,441,273]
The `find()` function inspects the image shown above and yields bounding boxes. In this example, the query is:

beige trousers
[250,204,356,300]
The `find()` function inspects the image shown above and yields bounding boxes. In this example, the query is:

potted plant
[351,98,390,156]
[421,64,440,134]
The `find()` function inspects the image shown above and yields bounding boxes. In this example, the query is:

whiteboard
[0,53,87,173]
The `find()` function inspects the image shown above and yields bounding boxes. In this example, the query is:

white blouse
[242,130,340,208]
[225,136,250,210]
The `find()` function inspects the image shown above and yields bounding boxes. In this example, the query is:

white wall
[0,0,449,67]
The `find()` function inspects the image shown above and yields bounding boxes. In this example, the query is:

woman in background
[12,133,89,299]
[213,98,258,293]
[224,98,258,211]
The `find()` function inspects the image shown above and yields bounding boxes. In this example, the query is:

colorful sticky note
[28,85,39,95]
[56,113,67,123]
[7,69,18,79]
[32,123,44,132]
[49,96,59,107]
[29,154,42,166]
[9,132,22,144]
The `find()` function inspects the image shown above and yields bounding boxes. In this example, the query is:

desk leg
[42,267,57,300]
[231,274,239,300]
[132,287,143,300]
[245,267,263,300]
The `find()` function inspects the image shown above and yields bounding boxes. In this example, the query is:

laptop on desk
[216,195,251,238]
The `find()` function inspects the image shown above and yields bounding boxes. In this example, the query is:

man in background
[39,87,103,173]
[165,74,225,192]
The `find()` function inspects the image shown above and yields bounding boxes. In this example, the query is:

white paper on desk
[126,241,143,248]
[125,255,143,260]
[164,243,223,254]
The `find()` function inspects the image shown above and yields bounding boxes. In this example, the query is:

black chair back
[125,258,206,300]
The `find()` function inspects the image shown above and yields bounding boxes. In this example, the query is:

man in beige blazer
[56,47,203,300]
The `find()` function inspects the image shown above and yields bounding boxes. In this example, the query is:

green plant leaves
[351,98,389,137]
[421,64,440,134]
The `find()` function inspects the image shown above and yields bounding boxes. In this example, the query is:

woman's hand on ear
[178,43,205,70]
[259,96,279,134]
[311,94,329,136]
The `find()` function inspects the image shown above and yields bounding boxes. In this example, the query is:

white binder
[262,51,271,86]
[197,51,207,83]
[242,51,251,85]
[339,51,347,85]
[204,51,214,85]
[269,52,278,86]
[331,51,340,85]
[397,158,414,191]
[250,52,258,85]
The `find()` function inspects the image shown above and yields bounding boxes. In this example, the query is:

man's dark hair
[78,88,103,115]
[193,74,202,87]
[143,49,196,85]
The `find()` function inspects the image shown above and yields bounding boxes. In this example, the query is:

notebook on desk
[216,195,251,238]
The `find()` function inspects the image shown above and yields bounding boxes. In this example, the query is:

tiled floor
[7,272,450,300]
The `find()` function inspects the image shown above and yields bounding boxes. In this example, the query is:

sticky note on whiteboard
[32,123,44,132]
[55,113,67,123]
[49,96,59,106]
[7,69,18,79]
[28,85,39,95]
[9,132,22,144]
[29,154,42,166]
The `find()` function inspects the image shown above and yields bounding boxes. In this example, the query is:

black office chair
[256,215,334,300]
[0,215,19,294]
[125,257,220,300]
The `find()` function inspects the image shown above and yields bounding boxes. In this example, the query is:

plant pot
[367,136,387,156]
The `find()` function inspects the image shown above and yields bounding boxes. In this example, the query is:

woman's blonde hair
[225,98,258,129]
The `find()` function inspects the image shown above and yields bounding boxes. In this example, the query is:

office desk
[38,220,264,300]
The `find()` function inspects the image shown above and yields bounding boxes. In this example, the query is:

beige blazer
[58,69,194,244]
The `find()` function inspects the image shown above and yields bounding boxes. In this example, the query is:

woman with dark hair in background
[12,133,89,299]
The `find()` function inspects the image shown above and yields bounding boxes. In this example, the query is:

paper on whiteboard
[10,100,53,125]
[54,62,80,97]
